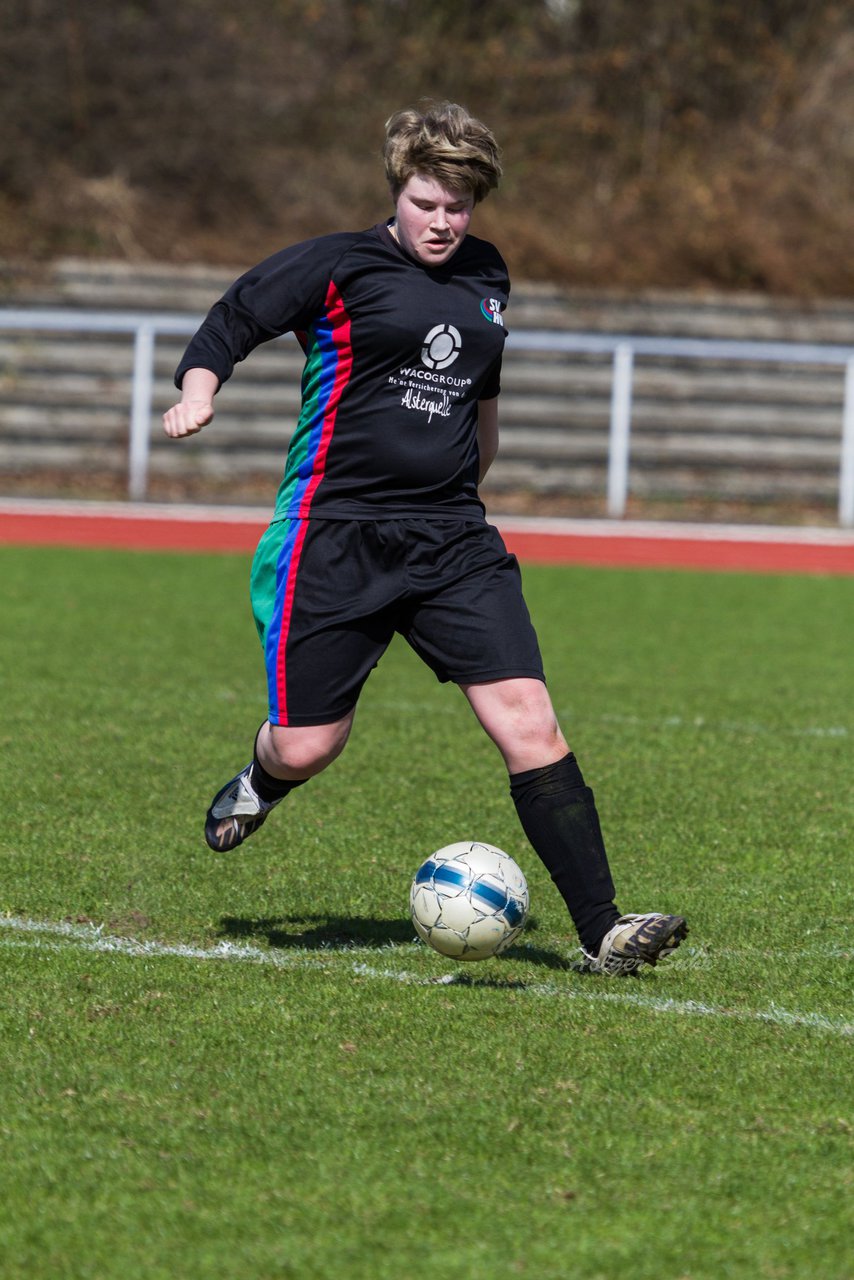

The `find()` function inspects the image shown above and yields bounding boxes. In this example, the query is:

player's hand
[162,399,214,438]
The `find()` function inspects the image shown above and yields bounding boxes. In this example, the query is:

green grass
[1,545,852,1280]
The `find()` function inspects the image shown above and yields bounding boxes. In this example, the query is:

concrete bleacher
[1,258,852,515]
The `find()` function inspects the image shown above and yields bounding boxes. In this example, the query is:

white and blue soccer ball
[410,840,529,961]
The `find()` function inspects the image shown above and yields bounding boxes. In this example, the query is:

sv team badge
[480,297,505,326]
[421,323,462,370]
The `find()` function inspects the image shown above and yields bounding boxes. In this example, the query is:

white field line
[1,915,851,1038]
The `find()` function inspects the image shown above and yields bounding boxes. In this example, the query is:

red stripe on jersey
[297,281,353,517]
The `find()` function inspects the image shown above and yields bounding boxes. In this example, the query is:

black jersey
[175,222,509,520]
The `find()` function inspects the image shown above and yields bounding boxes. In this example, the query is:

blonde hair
[383,101,502,204]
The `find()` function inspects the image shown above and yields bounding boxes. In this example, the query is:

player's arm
[162,367,219,438]
[477,396,499,482]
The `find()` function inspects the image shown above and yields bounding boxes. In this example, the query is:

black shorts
[250,518,545,726]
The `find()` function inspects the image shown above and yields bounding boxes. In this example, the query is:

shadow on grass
[218,913,571,971]
[220,913,413,950]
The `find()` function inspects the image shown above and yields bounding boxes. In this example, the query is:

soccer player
[163,101,687,976]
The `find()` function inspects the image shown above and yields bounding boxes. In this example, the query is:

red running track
[1,501,853,574]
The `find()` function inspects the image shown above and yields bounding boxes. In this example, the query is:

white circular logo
[421,324,462,370]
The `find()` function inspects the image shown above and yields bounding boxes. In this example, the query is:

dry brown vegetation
[1,0,851,296]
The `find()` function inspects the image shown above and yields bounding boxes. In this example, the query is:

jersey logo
[421,323,462,370]
[480,297,505,326]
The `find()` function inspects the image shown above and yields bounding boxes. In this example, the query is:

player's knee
[509,688,561,743]
[517,713,565,756]
[266,720,351,777]
[495,689,566,763]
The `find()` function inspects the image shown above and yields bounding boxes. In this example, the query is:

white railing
[0,308,201,503]
[1,307,854,524]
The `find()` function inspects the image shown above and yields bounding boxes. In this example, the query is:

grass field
[1,543,852,1280]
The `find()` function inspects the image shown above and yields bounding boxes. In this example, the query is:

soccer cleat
[204,763,281,852]
[579,912,688,976]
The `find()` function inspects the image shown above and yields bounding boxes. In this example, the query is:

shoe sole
[631,915,688,966]
[204,807,270,852]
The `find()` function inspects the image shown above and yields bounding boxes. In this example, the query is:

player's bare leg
[461,677,567,774]
[256,716,355,779]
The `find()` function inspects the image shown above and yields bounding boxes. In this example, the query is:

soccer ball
[410,840,529,961]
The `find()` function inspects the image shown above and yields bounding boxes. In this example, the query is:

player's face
[392,173,474,266]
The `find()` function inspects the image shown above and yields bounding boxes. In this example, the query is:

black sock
[509,753,620,954]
